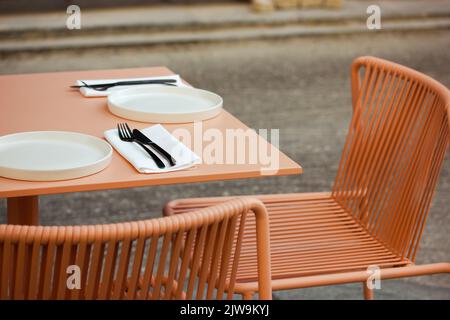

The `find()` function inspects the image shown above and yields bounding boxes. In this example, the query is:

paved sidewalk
[0,0,449,52]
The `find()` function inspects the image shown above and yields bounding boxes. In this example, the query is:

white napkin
[104,124,200,173]
[76,75,189,97]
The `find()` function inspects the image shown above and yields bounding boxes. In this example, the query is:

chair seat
[164,192,409,284]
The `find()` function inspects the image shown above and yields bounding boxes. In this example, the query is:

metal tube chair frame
[164,56,450,300]
[0,198,272,300]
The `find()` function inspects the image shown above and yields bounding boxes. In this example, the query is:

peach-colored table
[0,67,302,225]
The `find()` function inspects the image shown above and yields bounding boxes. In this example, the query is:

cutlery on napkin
[104,124,200,173]
[75,75,190,97]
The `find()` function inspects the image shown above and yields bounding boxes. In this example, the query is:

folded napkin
[76,75,189,97]
[104,124,200,173]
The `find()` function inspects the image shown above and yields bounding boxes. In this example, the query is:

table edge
[0,166,302,198]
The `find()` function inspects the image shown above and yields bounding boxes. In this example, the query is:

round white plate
[107,86,223,123]
[0,131,112,181]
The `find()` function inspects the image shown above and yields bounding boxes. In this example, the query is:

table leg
[7,196,39,225]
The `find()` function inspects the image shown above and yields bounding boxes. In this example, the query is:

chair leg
[363,282,374,300]
[242,292,254,300]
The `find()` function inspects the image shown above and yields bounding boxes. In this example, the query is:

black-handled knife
[70,79,177,90]
[133,129,177,166]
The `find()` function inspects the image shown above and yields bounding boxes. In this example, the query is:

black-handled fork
[117,123,165,169]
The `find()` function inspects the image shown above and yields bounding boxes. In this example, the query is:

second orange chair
[164,56,450,299]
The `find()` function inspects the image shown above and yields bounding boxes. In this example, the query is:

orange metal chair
[0,198,272,300]
[164,56,450,299]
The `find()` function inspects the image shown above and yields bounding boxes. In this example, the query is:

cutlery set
[117,123,176,169]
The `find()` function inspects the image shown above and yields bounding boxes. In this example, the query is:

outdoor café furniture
[164,56,450,299]
[0,198,272,300]
[0,66,301,226]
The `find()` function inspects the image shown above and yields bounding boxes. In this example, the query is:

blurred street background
[0,0,449,299]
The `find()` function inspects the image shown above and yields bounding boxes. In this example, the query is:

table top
[0,67,302,198]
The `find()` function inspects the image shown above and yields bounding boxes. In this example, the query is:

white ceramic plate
[0,131,112,181]
[107,86,223,123]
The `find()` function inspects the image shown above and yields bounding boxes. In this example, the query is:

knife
[133,129,177,166]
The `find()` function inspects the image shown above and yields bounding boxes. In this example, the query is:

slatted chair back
[332,56,450,261]
[0,198,271,300]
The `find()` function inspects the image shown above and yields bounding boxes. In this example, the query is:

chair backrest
[332,56,450,262]
[0,198,271,300]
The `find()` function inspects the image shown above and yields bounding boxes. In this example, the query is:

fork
[117,123,165,169]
